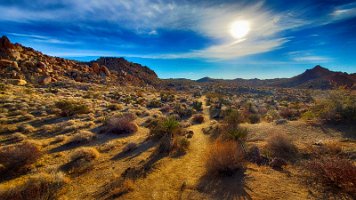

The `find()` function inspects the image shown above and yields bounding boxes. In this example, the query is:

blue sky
[0,0,355,79]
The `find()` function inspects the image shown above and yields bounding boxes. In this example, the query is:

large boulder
[100,65,111,76]
[0,59,19,70]
[40,76,52,85]
[91,62,100,74]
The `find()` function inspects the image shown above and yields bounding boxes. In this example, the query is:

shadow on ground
[197,170,252,200]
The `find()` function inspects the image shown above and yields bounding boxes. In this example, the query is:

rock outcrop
[0,35,159,87]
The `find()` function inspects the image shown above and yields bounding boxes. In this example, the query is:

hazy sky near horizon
[0,0,356,79]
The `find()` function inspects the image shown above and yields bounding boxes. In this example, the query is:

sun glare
[230,20,250,39]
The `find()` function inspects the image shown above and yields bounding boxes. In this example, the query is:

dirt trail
[124,96,212,200]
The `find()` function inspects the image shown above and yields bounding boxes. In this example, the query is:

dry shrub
[305,157,356,197]
[265,133,298,160]
[70,147,100,162]
[0,141,42,175]
[51,135,67,144]
[192,114,204,124]
[171,137,190,156]
[0,172,69,200]
[109,179,134,198]
[8,132,27,143]
[17,124,36,134]
[67,130,96,144]
[106,115,138,134]
[64,147,100,174]
[206,140,245,176]
[55,100,90,117]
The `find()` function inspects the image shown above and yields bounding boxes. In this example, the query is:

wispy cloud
[0,0,308,60]
[288,51,331,63]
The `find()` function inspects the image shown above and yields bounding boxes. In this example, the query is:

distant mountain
[191,65,355,89]
[274,65,355,89]
[0,35,159,86]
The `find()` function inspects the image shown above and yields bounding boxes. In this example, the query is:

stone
[40,76,52,85]
[92,62,100,74]
[9,79,27,86]
[100,65,111,76]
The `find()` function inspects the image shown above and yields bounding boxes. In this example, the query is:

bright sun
[230,20,250,39]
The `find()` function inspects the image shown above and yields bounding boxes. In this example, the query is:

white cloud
[331,3,356,21]
[0,0,310,59]
[288,51,331,63]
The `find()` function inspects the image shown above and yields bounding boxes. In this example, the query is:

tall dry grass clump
[106,114,138,134]
[0,172,69,200]
[265,133,298,160]
[206,140,245,176]
[0,141,42,176]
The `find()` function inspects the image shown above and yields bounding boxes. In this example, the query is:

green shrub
[55,100,90,117]
[150,117,180,139]
[192,101,203,111]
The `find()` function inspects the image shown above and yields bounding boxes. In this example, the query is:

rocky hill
[192,65,355,90]
[0,36,159,86]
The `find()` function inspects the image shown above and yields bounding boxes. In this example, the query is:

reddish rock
[0,36,14,49]
[100,65,111,76]
[92,62,100,74]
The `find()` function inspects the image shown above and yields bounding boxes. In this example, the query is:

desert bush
[174,104,194,119]
[265,109,280,122]
[70,147,100,162]
[192,101,203,111]
[160,92,175,102]
[67,130,96,144]
[149,117,180,139]
[248,114,260,124]
[0,172,69,200]
[265,133,298,160]
[17,124,36,134]
[206,140,245,176]
[225,128,248,142]
[0,141,42,175]
[52,135,67,144]
[223,109,243,129]
[55,100,90,117]
[8,132,27,143]
[279,107,300,120]
[311,92,356,124]
[304,157,356,197]
[106,114,138,134]
[172,136,190,155]
[192,114,204,124]
[108,103,123,111]
[109,179,134,198]
[147,99,162,108]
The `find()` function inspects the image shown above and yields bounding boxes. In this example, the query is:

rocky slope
[0,36,159,86]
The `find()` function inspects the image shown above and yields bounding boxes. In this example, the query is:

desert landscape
[0,1,355,200]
